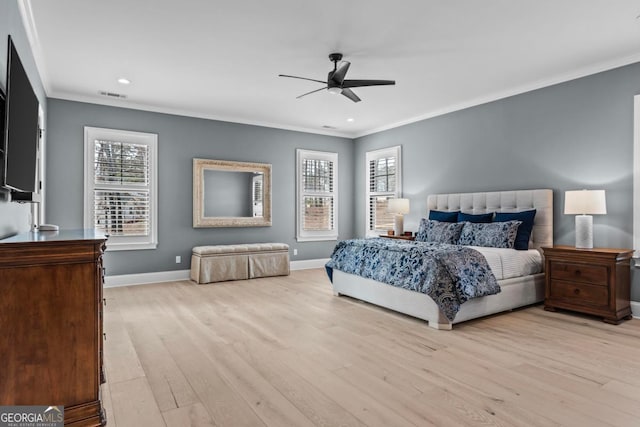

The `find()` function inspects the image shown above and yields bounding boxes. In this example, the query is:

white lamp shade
[564,190,606,215]
[387,198,410,214]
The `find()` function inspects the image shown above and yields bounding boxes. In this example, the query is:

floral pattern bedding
[325,238,500,321]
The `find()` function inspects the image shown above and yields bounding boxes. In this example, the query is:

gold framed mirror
[193,158,272,227]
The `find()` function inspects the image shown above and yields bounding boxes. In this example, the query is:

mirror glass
[193,159,271,227]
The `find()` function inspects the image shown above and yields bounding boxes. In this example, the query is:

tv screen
[0,87,5,171]
[3,36,39,193]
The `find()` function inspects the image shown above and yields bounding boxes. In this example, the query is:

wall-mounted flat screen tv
[0,87,5,165]
[2,36,39,193]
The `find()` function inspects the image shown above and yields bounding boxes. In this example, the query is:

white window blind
[296,149,338,241]
[84,127,158,251]
[93,140,150,236]
[365,146,402,236]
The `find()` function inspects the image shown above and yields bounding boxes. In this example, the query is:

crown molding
[48,91,355,139]
[18,0,51,94]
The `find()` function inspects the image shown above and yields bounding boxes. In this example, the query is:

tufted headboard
[426,189,553,249]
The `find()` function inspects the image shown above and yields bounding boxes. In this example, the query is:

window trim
[83,126,158,251]
[365,145,402,237]
[296,149,339,242]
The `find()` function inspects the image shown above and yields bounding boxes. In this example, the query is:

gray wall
[45,99,354,275]
[0,0,47,238]
[354,62,640,301]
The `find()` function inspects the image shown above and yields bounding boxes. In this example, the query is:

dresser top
[0,229,107,245]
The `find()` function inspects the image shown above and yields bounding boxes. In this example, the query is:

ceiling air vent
[322,125,337,130]
[98,91,127,99]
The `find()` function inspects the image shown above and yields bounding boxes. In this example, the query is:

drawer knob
[574,288,580,295]
[574,270,581,276]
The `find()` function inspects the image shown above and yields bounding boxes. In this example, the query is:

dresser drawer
[549,261,608,286]
[549,280,609,306]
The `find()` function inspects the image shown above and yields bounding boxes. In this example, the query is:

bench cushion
[193,243,289,256]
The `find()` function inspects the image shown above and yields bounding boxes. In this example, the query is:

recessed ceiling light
[346,118,355,122]
[117,78,131,85]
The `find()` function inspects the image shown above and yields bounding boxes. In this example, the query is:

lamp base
[575,215,593,249]
[394,214,404,237]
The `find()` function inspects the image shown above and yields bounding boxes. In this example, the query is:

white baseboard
[105,269,191,288]
[104,258,329,288]
[631,301,640,319]
[290,258,329,270]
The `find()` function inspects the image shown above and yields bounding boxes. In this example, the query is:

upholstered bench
[190,243,290,284]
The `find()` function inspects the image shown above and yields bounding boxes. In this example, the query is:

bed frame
[332,189,553,330]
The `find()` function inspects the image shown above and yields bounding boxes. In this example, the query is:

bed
[328,189,553,330]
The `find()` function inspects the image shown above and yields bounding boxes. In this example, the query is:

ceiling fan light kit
[279,53,395,102]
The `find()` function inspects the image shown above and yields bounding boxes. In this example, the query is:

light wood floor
[102,269,640,427]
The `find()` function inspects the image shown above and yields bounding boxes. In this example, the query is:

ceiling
[20,0,640,138]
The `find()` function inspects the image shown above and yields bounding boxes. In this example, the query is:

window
[84,127,158,251]
[366,145,402,237]
[296,149,338,241]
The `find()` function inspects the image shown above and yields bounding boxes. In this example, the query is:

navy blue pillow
[428,210,459,223]
[493,210,537,250]
[458,212,493,223]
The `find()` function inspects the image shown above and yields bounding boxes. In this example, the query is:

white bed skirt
[331,270,545,330]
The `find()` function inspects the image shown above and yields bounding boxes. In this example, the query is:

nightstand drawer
[549,262,607,286]
[549,280,608,306]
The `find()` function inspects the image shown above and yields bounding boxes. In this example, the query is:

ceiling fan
[279,53,395,103]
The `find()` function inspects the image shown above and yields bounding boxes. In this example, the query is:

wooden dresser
[542,245,633,324]
[0,230,107,426]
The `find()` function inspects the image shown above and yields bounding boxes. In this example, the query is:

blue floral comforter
[325,238,500,321]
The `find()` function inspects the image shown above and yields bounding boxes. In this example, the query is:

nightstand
[541,245,634,324]
[379,234,415,241]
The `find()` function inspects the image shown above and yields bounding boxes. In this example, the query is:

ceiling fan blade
[342,79,395,88]
[296,86,327,99]
[330,61,351,85]
[279,74,326,84]
[341,88,361,103]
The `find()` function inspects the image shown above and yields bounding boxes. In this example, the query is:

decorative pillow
[457,212,494,223]
[415,219,465,244]
[457,220,522,249]
[428,210,459,223]
[493,210,537,250]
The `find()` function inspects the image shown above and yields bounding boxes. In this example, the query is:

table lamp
[564,189,606,249]
[387,198,410,236]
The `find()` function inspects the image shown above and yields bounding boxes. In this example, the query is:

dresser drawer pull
[574,288,580,295]
[574,270,581,276]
